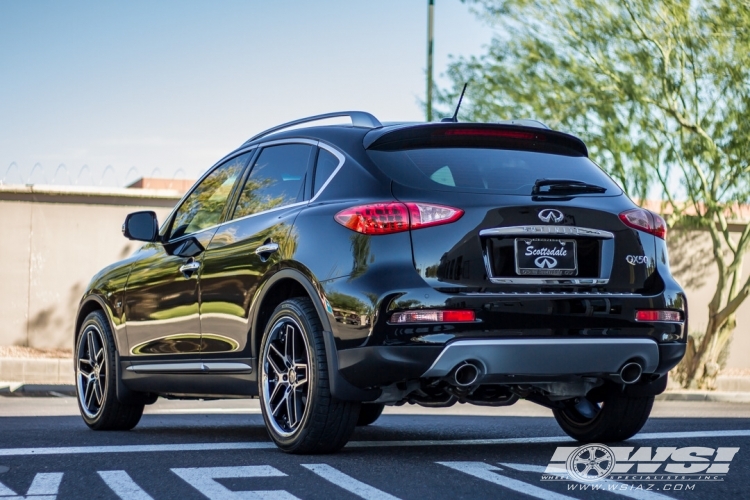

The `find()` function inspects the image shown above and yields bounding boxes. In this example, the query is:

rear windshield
[367,148,622,196]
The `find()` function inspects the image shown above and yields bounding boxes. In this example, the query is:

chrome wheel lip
[261,315,312,438]
[76,324,107,419]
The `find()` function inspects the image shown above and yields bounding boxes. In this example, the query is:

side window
[313,148,340,197]
[232,144,313,220]
[169,153,250,239]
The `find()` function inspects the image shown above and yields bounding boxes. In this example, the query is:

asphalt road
[0,397,748,499]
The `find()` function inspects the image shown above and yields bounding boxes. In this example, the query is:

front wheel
[553,389,654,442]
[76,311,144,430]
[259,298,360,453]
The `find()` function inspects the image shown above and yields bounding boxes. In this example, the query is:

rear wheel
[553,388,654,442]
[357,403,385,426]
[76,311,144,430]
[259,298,360,453]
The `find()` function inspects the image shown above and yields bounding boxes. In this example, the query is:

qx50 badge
[538,209,564,223]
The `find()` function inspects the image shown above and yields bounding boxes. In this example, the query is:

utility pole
[426,0,435,122]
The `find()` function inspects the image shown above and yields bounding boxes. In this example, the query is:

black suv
[75,111,687,453]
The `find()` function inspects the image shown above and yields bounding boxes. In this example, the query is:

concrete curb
[0,357,73,385]
[0,382,76,397]
[656,391,750,403]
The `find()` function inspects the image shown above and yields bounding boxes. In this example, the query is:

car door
[123,153,251,361]
[198,141,315,369]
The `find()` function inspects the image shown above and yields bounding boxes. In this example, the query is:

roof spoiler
[364,123,587,157]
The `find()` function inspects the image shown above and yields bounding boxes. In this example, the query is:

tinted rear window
[367,148,622,196]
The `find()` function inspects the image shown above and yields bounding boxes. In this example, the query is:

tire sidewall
[258,300,324,450]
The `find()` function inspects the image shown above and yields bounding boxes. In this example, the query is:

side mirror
[122,211,159,242]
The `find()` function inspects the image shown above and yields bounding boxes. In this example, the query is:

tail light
[335,202,463,235]
[390,309,476,323]
[619,208,667,239]
[635,310,683,322]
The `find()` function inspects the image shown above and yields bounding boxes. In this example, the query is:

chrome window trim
[310,142,346,202]
[158,145,260,240]
[161,138,348,242]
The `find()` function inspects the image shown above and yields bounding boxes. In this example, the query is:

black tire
[357,403,385,426]
[75,311,144,430]
[258,298,360,454]
[553,388,654,442]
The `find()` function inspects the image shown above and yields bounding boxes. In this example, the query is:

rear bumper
[421,338,659,380]
[336,340,685,389]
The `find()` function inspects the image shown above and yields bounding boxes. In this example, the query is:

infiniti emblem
[538,209,564,223]
[535,256,558,268]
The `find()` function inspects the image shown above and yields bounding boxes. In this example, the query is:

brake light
[390,309,476,323]
[335,202,463,235]
[635,310,682,322]
[441,129,542,141]
[619,208,667,239]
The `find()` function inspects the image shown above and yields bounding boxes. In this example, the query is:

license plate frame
[514,238,578,276]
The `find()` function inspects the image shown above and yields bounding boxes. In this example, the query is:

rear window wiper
[532,178,607,195]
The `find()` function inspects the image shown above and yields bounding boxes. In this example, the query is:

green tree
[438,0,750,388]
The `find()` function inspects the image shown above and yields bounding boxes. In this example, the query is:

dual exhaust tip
[619,361,643,384]
[450,360,644,387]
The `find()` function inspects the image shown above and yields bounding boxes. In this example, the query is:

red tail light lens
[390,309,476,323]
[635,310,683,322]
[619,208,667,240]
[335,202,463,235]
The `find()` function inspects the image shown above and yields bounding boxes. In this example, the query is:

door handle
[255,242,279,255]
[179,260,201,274]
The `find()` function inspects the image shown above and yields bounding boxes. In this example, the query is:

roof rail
[242,111,383,145]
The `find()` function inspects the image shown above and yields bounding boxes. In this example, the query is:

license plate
[515,239,577,276]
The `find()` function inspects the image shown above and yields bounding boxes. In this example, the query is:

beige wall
[0,185,178,351]
[1,185,748,369]
[668,229,750,369]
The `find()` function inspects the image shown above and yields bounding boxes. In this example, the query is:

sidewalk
[2,355,750,401]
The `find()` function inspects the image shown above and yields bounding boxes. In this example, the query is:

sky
[0,1,496,187]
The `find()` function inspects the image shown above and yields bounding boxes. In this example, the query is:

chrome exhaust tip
[619,362,643,384]
[453,362,481,387]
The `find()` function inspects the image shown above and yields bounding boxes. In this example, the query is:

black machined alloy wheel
[259,298,360,454]
[75,311,144,431]
[262,315,311,436]
[77,322,107,419]
[552,389,654,442]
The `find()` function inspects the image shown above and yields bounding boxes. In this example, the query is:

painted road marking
[0,472,62,498]
[438,462,576,500]
[0,429,748,456]
[98,470,155,500]
[172,466,297,500]
[301,464,401,500]
[500,462,674,500]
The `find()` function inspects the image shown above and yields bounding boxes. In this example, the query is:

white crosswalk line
[98,470,155,500]
[171,465,298,500]
[0,472,63,498]
[438,462,576,500]
[301,464,401,500]
[500,462,675,500]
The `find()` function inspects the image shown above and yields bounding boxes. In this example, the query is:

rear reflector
[390,310,476,323]
[635,310,683,322]
[335,202,463,235]
[619,208,667,239]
